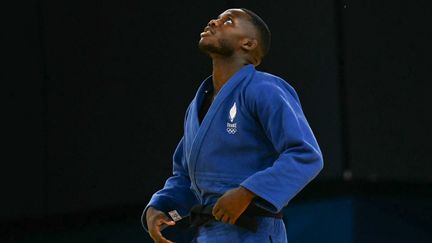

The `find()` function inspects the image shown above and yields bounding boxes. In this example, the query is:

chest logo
[227,102,237,134]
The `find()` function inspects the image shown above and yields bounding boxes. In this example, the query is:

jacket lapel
[186,64,256,194]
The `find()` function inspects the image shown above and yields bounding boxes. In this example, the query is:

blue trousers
[192,217,288,243]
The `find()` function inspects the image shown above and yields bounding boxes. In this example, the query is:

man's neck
[211,58,249,94]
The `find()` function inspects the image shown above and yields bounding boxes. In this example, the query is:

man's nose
[208,19,218,27]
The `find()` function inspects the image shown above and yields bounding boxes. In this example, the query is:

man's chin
[198,42,214,55]
[198,41,233,57]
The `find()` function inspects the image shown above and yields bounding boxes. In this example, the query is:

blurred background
[2,0,431,242]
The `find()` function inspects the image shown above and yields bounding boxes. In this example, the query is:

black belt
[187,203,283,232]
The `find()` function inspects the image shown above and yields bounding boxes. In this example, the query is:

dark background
[2,0,431,242]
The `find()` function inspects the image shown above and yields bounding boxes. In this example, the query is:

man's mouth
[200,30,212,37]
[203,26,214,34]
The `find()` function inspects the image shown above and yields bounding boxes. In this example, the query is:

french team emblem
[226,102,237,134]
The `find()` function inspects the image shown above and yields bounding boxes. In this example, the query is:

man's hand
[212,186,256,225]
[146,207,176,243]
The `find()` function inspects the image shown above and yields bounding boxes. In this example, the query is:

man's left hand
[212,186,256,224]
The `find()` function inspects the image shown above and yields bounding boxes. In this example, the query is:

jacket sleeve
[141,136,198,231]
[240,78,324,213]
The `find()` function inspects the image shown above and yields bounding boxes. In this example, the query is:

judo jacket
[142,64,323,230]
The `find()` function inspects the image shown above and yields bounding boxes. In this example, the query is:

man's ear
[241,38,258,52]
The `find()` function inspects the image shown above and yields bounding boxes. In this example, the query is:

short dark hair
[241,8,271,57]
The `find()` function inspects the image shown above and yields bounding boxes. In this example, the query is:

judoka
[142,8,323,243]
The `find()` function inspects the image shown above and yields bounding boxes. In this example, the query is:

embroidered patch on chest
[226,102,237,134]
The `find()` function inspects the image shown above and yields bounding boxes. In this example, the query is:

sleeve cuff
[240,182,281,213]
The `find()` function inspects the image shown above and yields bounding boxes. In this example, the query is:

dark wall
[3,1,46,221]
[342,1,431,181]
[2,0,431,227]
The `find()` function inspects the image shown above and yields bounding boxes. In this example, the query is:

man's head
[198,8,271,66]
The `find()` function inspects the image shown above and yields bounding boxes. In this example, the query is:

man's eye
[224,18,233,25]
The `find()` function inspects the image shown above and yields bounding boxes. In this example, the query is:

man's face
[198,9,255,57]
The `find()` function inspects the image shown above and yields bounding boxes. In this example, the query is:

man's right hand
[146,207,176,243]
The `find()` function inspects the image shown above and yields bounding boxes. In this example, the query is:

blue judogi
[142,64,323,242]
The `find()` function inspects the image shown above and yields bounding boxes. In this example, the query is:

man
[142,8,323,243]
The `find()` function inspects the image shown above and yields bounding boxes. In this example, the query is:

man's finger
[150,226,174,243]
[153,232,174,243]
[148,228,161,242]
[158,235,174,243]
[213,209,223,220]
[212,204,220,216]
[221,214,230,223]
[149,218,176,243]
[212,207,221,218]
[156,218,175,231]
[160,218,176,226]
[228,215,237,225]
